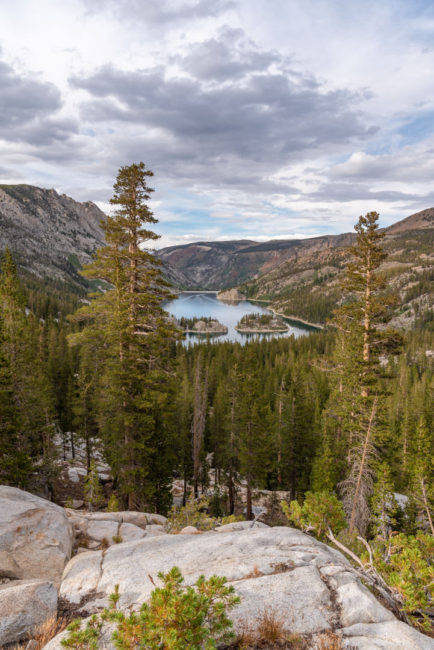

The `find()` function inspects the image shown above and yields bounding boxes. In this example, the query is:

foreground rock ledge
[46,527,433,650]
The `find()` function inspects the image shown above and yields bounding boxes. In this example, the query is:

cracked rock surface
[46,527,433,649]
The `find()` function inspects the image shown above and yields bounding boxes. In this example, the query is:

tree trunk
[246,477,252,520]
[228,468,235,515]
[349,398,377,536]
[192,356,207,499]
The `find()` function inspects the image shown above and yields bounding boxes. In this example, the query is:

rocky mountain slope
[0,184,105,288]
[158,233,356,290]
[159,209,433,329]
[240,208,434,328]
[1,486,432,649]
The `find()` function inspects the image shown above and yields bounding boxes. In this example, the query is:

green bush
[106,493,120,512]
[62,567,240,649]
[165,496,216,532]
[368,532,434,631]
[281,491,347,540]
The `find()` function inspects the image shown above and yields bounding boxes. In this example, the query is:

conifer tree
[238,349,271,519]
[84,459,104,511]
[326,212,401,535]
[191,351,208,498]
[0,311,30,484]
[0,248,56,491]
[410,416,433,535]
[74,162,178,510]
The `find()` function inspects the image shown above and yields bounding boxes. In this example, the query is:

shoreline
[183,329,228,335]
[235,326,289,334]
[249,299,324,330]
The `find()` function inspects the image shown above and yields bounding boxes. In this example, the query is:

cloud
[330,145,434,183]
[179,26,278,81]
[0,56,77,145]
[81,0,235,25]
[69,30,376,195]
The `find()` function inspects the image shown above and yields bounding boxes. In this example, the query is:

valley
[159,207,434,329]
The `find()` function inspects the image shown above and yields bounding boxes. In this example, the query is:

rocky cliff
[0,184,105,287]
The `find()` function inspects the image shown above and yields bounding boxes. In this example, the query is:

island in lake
[235,312,289,333]
[178,316,228,336]
[217,288,245,302]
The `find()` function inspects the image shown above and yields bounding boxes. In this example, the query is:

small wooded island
[178,316,228,335]
[235,312,289,333]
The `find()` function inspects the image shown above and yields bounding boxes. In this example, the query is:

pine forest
[0,163,433,642]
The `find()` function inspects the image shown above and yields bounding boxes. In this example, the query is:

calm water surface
[164,292,315,345]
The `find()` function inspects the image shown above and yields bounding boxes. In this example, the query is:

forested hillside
[240,208,434,329]
[157,208,433,330]
[0,167,432,638]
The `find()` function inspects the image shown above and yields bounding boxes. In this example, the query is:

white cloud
[0,0,433,244]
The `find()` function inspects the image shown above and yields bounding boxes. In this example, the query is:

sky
[1,0,434,248]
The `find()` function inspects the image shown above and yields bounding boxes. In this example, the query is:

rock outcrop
[47,526,432,649]
[0,579,57,647]
[190,318,228,334]
[0,184,104,287]
[0,486,73,584]
[1,489,432,649]
[65,508,167,550]
[217,287,246,302]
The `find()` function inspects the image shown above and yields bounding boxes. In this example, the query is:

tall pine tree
[74,163,178,510]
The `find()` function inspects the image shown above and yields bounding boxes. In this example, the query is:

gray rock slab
[232,566,332,635]
[215,520,269,532]
[87,519,119,543]
[118,522,147,542]
[48,526,434,650]
[0,579,57,646]
[342,621,434,649]
[0,486,73,584]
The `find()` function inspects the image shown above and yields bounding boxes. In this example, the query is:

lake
[164,292,316,344]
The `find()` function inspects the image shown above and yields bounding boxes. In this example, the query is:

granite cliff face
[0,184,105,287]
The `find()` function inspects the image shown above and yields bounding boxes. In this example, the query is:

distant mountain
[0,184,104,288]
[386,207,434,234]
[1,184,431,329]
[158,208,434,329]
[157,233,357,290]
[239,209,434,329]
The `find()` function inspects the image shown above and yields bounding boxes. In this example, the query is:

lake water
[164,292,315,345]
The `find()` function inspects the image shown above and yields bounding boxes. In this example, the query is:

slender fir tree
[74,162,178,510]
[325,212,401,535]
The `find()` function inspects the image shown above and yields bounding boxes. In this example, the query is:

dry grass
[236,621,257,648]
[256,607,286,643]
[244,565,263,579]
[316,630,343,650]
[12,615,67,650]
[235,607,303,648]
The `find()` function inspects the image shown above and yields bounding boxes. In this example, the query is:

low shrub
[62,566,240,649]
[165,496,216,532]
[281,491,347,540]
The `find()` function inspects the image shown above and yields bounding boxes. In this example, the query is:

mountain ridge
[157,208,433,292]
[0,184,104,289]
